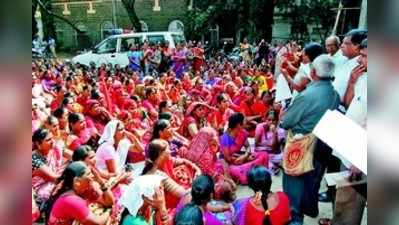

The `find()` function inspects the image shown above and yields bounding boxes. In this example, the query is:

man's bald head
[325,35,340,55]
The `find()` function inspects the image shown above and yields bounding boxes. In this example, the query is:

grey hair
[312,54,335,78]
[326,35,341,47]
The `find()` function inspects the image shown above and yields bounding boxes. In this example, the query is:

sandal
[318,218,332,225]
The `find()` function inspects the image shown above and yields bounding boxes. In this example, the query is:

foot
[318,191,332,202]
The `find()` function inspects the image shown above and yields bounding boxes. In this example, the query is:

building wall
[51,0,189,51]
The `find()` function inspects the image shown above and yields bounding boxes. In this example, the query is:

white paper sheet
[324,171,350,186]
[313,110,367,175]
[275,74,292,102]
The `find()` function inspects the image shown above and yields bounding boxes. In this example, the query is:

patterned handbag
[282,130,317,176]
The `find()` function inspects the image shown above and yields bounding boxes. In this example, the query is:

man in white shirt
[320,39,368,225]
[332,29,367,103]
[325,35,347,66]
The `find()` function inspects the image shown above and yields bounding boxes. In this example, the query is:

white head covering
[98,120,120,145]
[119,174,165,216]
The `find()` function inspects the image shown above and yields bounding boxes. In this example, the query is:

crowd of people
[32,28,367,225]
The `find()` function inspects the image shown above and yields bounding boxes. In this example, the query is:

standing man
[332,29,367,102]
[280,54,340,225]
[330,39,368,225]
[325,35,346,66]
[48,36,57,58]
[319,38,368,225]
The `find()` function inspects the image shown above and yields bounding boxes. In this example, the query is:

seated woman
[254,110,286,175]
[151,119,189,157]
[178,102,213,140]
[158,101,183,129]
[179,127,225,182]
[220,113,268,185]
[44,115,73,159]
[174,203,204,225]
[234,166,291,225]
[176,175,224,225]
[32,128,65,205]
[46,161,114,225]
[66,113,100,151]
[141,140,191,212]
[95,120,144,178]
[207,93,234,134]
[84,99,112,134]
[119,177,170,225]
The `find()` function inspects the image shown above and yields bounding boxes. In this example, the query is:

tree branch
[34,0,84,33]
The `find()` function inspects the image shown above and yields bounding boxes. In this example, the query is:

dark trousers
[283,160,326,223]
[325,154,342,209]
[282,140,331,224]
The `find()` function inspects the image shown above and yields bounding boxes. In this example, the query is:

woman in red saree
[179,127,225,181]
[207,94,234,133]
[67,113,100,151]
[84,99,112,134]
[178,102,213,140]
[141,140,191,214]
[233,166,291,225]
[192,43,205,72]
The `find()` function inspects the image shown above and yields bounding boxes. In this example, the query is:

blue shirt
[280,80,340,134]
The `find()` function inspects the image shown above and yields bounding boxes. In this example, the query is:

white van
[72,31,185,67]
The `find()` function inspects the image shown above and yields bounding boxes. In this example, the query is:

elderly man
[280,54,340,225]
[325,35,346,66]
[332,29,367,102]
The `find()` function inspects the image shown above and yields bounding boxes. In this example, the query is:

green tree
[33,0,84,40]
[121,0,142,32]
[185,0,276,44]
[248,0,275,42]
[276,0,337,43]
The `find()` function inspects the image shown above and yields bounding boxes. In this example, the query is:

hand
[194,169,202,179]
[348,165,362,181]
[122,171,134,183]
[281,68,290,78]
[143,186,166,211]
[269,124,277,133]
[349,65,366,85]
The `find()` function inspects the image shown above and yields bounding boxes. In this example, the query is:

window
[168,20,184,33]
[95,38,117,54]
[171,34,186,45]
[147,35,165,45]
[120,37,144,52]
[140,21,149,32]
[101,21,114,39]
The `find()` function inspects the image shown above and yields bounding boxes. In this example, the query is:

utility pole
[112,0,118,28]
[332,0,343,35]
[358,0,367,29]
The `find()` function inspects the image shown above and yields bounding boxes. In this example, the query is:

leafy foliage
[185,0,275,43]
[276,0,338,42]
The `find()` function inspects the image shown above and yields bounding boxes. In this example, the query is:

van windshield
[171,34,185,45]
[120,37,144,52]
[94,38,117,54]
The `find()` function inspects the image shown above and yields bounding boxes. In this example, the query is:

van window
[147,35,165,45]
[120,37,143,52]
[95,38,117,54]
[171,34,185,45]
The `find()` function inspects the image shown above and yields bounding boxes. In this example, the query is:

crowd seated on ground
[33,31,367,225]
